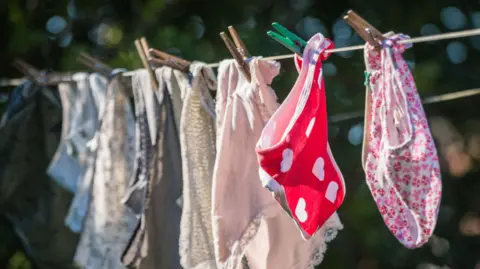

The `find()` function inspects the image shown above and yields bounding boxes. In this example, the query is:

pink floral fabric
[363,34,442,249]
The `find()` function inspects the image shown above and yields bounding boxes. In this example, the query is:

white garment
[48,73,108,233]
[48,73,107,194]
[212,58,343,269]
[178,62,218,269]
[73,76,137,269]
[156,67,190,129]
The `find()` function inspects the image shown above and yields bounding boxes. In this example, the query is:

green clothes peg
[364,71,371,87]
[267,22,307,55]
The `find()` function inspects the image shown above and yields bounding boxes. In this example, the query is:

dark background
[1,0,480,268]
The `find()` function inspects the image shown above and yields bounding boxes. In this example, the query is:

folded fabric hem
[215,201,280,269]
[181,259,218,269]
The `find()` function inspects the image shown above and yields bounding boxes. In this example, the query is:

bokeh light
[446,41,468,64]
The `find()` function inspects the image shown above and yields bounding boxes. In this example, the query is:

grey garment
[122,84,183,269]
[62,73,119,233]
[123,70,156,216]
[121,69,159,268]
[156,67,189,130]
[0,83,79,269]
[47,81,84,194]
[47,73,107,196]
[73,75,137,269]
[144,88,183,269]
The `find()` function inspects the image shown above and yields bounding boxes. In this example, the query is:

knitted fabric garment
[362,34,442,248]
[178,62,218,269]
[213,58,343,269]
[73,75,137,269]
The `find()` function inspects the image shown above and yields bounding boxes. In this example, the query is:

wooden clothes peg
[148,48,191,72]
[348,11,383,38]
[344,10,385,50]
[12,59,54,85]
[77,53,113,76]
[227,26,250,59]
[220,26,251,82]
[13,59,41,79]
[135,37,159,91]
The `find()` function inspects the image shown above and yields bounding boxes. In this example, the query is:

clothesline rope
[1,27,479,84]
[1,83,479,123]
[203,28,480,68]
[1,28,480,119]
[328,88,480,123]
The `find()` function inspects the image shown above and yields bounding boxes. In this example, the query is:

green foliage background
[1,0,480,268]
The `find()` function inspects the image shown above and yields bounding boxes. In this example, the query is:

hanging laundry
[122,69,158,217]
[122,67,185,269]
[0,80,79,268]
[121,68,163,268]
[158,66,189,127]
[122,65,186,215]
[362,34,442,248]
[144,67,184,269]
[73,73,137,269]
[178,62,218,269]
[121,69,155,268]
[212,57,343,269]
[47,73,107,195]
[61,73,110,233]
[47,73,87,194]
[256,33,346,239]
[0,80,39,127]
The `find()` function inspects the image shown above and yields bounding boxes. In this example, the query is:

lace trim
[218,204,342,269]
[233,212,343,269]
[217,201,280,269]
[186,259,218,269]
[307,220,343,269]
[217,213,262,269]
